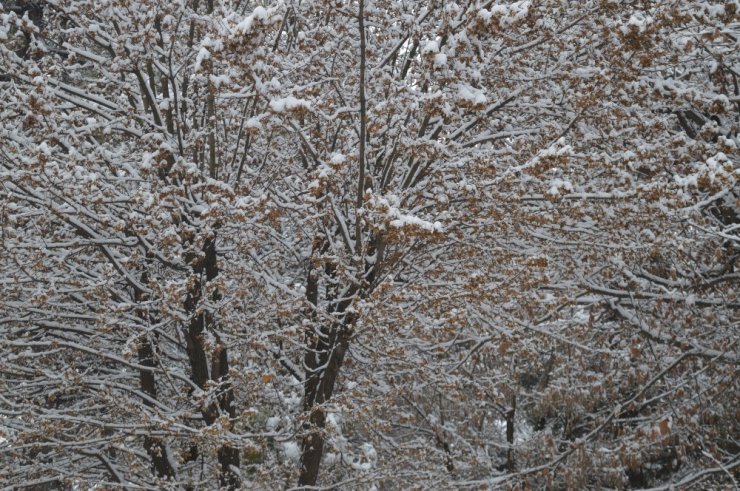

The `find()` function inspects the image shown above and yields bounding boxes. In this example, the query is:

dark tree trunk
[506,395,516,472]
[136,272,176,480]
[298,321,351,486]
[139,336,176,480]
[184,234,241,489]
[298,239,357,486]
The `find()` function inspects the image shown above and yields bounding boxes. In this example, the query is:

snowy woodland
[0,0,738,489]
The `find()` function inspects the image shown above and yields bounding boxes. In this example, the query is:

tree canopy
[1,0,738,489]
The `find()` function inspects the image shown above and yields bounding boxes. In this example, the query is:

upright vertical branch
[206,0,217,179]
[506,395,516,472]
[355,0,367,255]
[298,5,368,485]
[208,91,217,179]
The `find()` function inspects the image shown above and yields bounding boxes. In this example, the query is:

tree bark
[506,395,516,472]
[136,272,176,480]
[298,320,351,486]
[184,234,241,489]
[298,252,355,486]
[298,1,368,483]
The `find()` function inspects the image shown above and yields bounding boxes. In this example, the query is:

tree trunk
[298,321,351,486]
[139,336,176,480]
[506,395,516,472]
[184,235,241,489]
[136,271,176,480]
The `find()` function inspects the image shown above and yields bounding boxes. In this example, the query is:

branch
[355,0,368,255]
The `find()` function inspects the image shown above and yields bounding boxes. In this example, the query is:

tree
[1,0,737,489]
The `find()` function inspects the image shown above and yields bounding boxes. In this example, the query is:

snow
[193,47,210,73]
[269,96,311,113]
[479,1,531,25]
[718,135,736,149]
[704,4,726,17]
[422,40,439,53]
[478,9,492,21]
[323,452,339,464]
[457,84,487,105]
[540,141,573,157]
[389,214,443,232]
[210,74,230,88]
[675,152,736,188]
[282,441,301,463]
[547,178,573,196]
[434,53,448,67]
[317,164,334,178]
[361,443,377,461]
[234,6,269,36]
[37,142,51,155]
[625,13,653,33]
[349,443,378,471]
[326,412,341,430]
[201,36,223,51]
[365,194,443,233]
[245,116,262,130]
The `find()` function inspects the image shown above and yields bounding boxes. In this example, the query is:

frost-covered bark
[1,0,737,489]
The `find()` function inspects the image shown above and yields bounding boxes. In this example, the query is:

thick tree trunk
[184,235,241,489]
[298,250,355,486]
[298,1,369,483]
[136,271,176,480]
[298,322,351,486]
[139,337,176,480]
